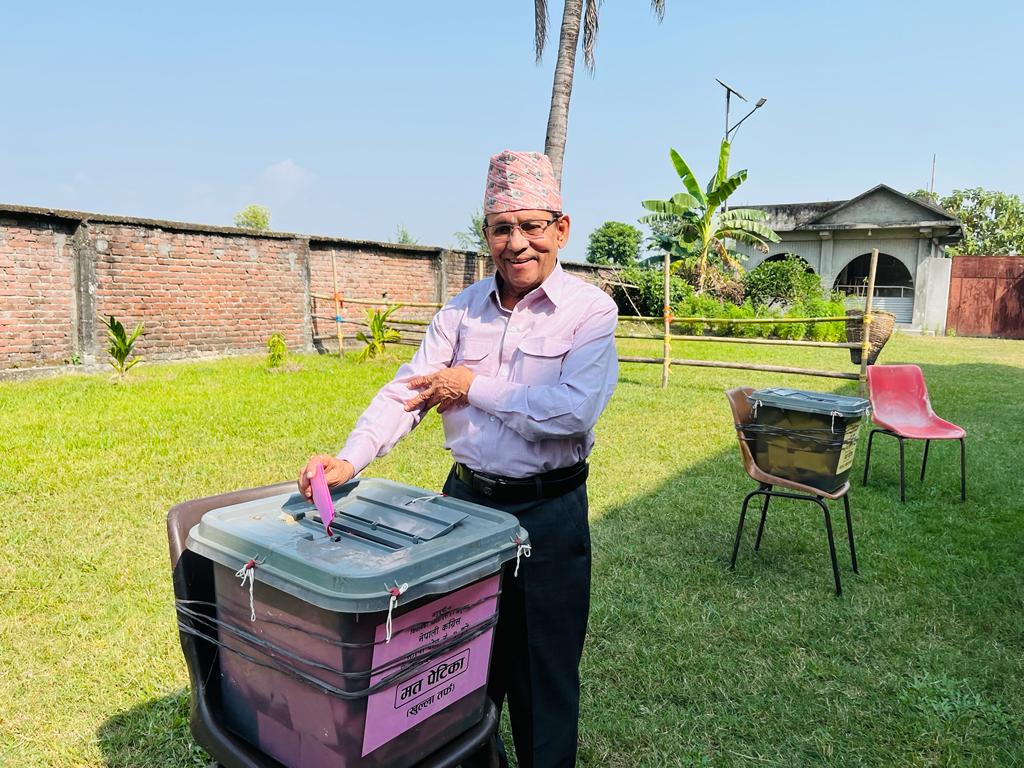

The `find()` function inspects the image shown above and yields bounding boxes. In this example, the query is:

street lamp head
[755,97,767,108]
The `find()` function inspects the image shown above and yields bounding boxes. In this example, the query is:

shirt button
[489,416,496,422]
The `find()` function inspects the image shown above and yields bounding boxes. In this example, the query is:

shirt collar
[489,262,566,310]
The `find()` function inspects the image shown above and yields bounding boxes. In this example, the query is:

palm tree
[536,0,666,183]
[641,139,780,294]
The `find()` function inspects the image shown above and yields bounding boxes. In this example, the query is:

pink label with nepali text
[361,575,500,756]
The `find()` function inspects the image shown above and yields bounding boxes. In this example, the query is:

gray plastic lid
[748,387,870,418]
[186,478,528,613]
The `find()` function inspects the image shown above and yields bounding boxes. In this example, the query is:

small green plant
[356,305,402,362]
[102,315,144,377]
[266,333,288,368]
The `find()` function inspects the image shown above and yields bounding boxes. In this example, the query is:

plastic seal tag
[311,463,336,536]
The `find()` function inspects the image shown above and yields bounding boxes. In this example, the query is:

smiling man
[299,150,619,767]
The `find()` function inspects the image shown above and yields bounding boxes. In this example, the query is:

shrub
[801,298,847,342]
[776,309,807,341]
[674,293,725,335]
[266,333,288,368]
[614,265,693,318]
[744,257,824,309]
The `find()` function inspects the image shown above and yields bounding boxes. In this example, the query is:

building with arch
[735,185,961,330]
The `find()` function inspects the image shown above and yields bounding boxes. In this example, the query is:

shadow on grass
[576,361,1024,766]
[96,688,210,768]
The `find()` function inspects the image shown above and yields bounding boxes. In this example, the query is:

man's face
[485,209,571,297]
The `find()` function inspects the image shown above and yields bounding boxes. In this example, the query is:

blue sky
[2,1,1021,262]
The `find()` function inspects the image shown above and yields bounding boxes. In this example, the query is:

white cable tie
[513,537,532,578]
[385,582,409,643]
[235,558,261,622]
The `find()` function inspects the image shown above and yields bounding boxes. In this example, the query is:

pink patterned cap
[484,150,562,214]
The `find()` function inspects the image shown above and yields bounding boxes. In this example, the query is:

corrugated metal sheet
[872,297,914,324]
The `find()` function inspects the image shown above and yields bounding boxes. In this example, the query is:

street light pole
[715,80,766,212]
[716,78,746,142]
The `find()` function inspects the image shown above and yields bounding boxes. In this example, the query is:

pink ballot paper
[310,463,336,535]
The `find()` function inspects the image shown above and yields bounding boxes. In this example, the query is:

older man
[299,150,618,767]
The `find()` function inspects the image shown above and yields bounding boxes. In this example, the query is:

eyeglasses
[483,216,562,245]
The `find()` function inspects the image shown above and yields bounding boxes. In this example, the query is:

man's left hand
[405,366,476,413]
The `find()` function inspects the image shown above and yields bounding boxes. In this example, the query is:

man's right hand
[297,455,355,501]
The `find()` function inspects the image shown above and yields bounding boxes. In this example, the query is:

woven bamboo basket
[845,309,896,365]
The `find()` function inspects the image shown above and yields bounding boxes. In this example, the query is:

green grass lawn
[1,333,1022,767]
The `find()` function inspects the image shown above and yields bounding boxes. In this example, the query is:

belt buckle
[475,472,499,497]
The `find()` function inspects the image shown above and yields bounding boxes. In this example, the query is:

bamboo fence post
[662,251,671,389]
[331,252,344,358]
[859,248,879,394]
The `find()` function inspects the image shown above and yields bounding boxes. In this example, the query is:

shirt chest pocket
[513,336,573,386]
[454,339,494,374]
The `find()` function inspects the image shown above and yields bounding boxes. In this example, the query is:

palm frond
[706,171,747,210]
[650,0,666,21]
[534,0,548,62]
[669,150,707,204]
[715,139,732,188]
[719,208,770,223]
[719,219,781,242]
[641,199,690,216]
[582,0,601,73]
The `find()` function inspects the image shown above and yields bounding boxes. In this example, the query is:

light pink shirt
[338,263,619,478]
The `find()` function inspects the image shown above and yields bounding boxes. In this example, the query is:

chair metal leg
[817,497,842,596]
[731,488,761,568]
[920,439,930,481]
[960,438,966,501]
[754,489,771,551]
[863,429,878,486]
[843,493,858,574]
[898,436,906,502]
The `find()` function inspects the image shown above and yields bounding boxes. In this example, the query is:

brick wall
[91,224,310,360]
[0,204,616,370]
[0,216,76,367]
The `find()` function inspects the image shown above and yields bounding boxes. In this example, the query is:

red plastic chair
[863,365,966,502]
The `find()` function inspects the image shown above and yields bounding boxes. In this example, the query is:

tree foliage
[911,187,1024,256]
[641,139,780,294]
[743,257,826,309]
[393,225,419,246]
[234,204,271,231]
[453,210,488,253]
[586,221,643,266]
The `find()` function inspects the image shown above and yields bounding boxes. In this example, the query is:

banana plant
[102,315,145,377]
[355,305,402,362]
[642,139,780,294]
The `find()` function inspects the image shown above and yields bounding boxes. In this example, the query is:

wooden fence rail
[310,249,881,392]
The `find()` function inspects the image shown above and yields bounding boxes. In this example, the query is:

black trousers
[444,466,592,768]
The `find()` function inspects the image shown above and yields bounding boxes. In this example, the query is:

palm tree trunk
[544,0,582,184]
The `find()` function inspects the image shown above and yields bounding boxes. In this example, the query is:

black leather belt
[453,461,588,503]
